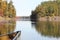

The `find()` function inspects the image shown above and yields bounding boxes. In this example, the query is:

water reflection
[0,20,16,40]
[33,21,60,37]
[0,20,16,35]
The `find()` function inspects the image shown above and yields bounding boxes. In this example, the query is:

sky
[11,0,49,16]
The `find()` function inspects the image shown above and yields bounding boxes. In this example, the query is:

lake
[0,19,60,40]
[15,20,60,40]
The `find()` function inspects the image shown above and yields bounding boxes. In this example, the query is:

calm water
[0,20,60,40]
[15,21,60,40]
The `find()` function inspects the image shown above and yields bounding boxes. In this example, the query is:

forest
[30,0,60,21]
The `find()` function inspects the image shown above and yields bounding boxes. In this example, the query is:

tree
[46,6,54,16]
[30,11,37,21]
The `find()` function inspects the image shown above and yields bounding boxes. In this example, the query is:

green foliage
[32,1,60,17]
[45,6,54,16]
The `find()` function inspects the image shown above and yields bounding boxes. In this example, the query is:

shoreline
[0,16,16,21]
[38,16,60,21]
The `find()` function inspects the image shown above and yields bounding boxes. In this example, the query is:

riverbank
[0,16,16,22]
[38,16,60,21]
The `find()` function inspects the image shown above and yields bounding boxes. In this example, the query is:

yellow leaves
[0,1,16,17]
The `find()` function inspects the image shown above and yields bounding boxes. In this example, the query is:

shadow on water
[31,21,60,38]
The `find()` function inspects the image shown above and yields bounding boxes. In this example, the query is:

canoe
[0,31,21,40]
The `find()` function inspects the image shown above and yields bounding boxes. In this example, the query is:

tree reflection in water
[0,20,16,40]
[33,21,60,37]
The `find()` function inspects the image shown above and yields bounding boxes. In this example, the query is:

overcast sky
[11,0,48,16]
